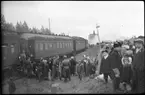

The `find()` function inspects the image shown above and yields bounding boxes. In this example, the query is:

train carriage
[2,31,20,69]
[20,33,74,60]
[72,36,87,53]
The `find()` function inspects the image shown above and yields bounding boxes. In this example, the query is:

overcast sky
[2,1,144,41]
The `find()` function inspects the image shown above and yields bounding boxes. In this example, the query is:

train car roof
[2,30,18,36]
[72,36,87,40]
[20,33,72,40]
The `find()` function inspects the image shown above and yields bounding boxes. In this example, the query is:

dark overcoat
[109,50,123,77]
[132,48,145,93]
[8,80,16,94]
[100,56,111,74]
[70,59,76,74]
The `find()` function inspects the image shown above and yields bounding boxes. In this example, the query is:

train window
[45,43,48,50]
[11,44,15,54]
[53,42,56,48]
[68,43,69,47]
[70,43,71,47]
[62,43,64,48]
[49,43,52,48]
[36,43,39,51]
[65,43,67,47]
[57,42,59,48]
[67,43,69,47]
[2,43,8,46]
[40,43,43,51]
[60,42,62,48]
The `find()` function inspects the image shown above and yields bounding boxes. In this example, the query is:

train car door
[2,43,9,68]
[28,39,35,57]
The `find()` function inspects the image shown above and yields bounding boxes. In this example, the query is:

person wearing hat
[131,38,144,93]
[99,50,112,84]
[52,55,59,81]
[109,41,123,92]
[77,60,84,81]
[61,55,71,82]
[70,56,77,76]
[82,55,87,76]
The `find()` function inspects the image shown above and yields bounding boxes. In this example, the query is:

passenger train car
[2,31,20,69]
[2,31,88,70]
[20,33,74,60]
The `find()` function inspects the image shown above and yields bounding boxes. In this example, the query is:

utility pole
[48,18,51,32]
[96,24,101,43]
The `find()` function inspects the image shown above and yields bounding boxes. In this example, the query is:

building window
[40,43,43,51]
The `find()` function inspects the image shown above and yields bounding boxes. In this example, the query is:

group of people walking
[98,38,144,93]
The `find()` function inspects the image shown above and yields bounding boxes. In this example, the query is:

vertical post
[97,28,101,43]
[48,18,51,32]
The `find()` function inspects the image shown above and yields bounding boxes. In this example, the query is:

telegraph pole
[96,24,100,43]
[48,18,51,32]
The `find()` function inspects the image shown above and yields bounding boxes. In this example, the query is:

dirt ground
[2,45,125,94]
[3,74,125,94]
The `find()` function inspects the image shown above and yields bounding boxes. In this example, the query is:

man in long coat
[70,56,77,76]
[109,42,123,92]
[62,55,71,82]
[100,50,111,83]
[77,60,84,80]
[42,59,49,80]
[132,38,144,93]
[52,56,59,81]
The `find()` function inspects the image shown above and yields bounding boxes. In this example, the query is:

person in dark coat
[8,77,16,94]
[89,60,96,78]
[35,59,43,82]
[132,38,145,93]
[42,59,49,80]
[62,55,71,82]
[86,57,91,77]
[77,60,84,81]
[70,56,77,76]
[52,56,58,81]
[82,55,87,76]
[100,50,111,83]
[25,57,32,78]
[109,42,123,92]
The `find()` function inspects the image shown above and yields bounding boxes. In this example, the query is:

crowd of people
[97,38,144,93]
[7,38,144,94]
[17,51,97,83]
